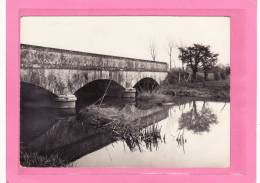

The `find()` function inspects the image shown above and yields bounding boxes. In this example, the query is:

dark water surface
[21,98,230,168]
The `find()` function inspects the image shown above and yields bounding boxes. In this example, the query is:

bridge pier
[122,88,136,99]
[55,94,77,108]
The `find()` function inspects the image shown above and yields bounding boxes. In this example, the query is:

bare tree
[167,41,175,69]
[175,41,186,71]
[149,42,157,61]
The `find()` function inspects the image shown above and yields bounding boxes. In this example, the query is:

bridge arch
[133,77,159,92]
[21,82,58,107]
[75,79,125,108]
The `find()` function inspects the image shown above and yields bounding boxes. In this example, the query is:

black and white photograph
[20,16,230,168]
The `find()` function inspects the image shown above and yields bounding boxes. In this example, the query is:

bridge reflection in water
[21,99,230,168]
[22,101,169,162]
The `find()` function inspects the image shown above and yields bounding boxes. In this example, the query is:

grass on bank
[20,150,73,167]
[162,69,230,100]
[136,89,173,104]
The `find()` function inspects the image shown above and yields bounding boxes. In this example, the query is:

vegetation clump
[136,89,173,104]
[109,121,164,152]
[20,150,73,167]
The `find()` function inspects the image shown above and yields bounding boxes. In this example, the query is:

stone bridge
[20,44,168,108]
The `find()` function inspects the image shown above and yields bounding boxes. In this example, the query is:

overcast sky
[21,16,230,67]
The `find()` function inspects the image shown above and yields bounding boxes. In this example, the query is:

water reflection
[122,124,166,153]
[176,129,187,154]
[21,99,230,167]
[178,101,218,134]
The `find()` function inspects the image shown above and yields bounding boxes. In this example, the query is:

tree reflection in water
[176,129,187,154]
[178,101,218,134]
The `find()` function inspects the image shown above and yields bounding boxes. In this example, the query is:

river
[20,98,230,168]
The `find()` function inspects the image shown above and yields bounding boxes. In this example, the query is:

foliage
[164,68,190,84]
[225,65,230,75]
[178,44,218,81]
[213,71,221,80]
[200,50,218,80]
[220,71,226,80]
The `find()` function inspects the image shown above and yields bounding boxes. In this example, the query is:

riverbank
[142,79,230,104]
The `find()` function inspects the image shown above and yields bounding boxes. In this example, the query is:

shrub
[136,90,172,103]
[220,71,226,80]
[165,69,190,84]
[214,71,221,80]
[195,73,205,82]
[225,66,230,76]
[207,73,215,80]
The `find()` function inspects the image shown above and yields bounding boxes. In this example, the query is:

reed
[109,122,164,152]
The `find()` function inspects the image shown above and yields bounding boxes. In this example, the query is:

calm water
[21,99,230,168]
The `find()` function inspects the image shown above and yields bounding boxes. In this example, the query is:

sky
[21,16,230,67]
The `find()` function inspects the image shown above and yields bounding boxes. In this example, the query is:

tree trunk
[192,101,199,121]
[204,72,208,81]
[169,57,172,70]
[193,101,198,115]
[178,69,182,83]
[191,71,197,82]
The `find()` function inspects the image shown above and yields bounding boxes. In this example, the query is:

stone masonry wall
[20,44,168,96]
[21,44,168,72]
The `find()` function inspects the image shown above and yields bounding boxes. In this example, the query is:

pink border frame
[7,0,256,183]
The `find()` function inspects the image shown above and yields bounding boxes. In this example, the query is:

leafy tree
[178,44,218,81]
[201,48,218,81]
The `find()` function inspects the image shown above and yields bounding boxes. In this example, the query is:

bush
[225,66,230,76]
[165,69,189,84]
[214,71,221,80]
[220,71,226,80]
[195,73,205,82]
[207,73,215,80]
[137,90,172,103]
